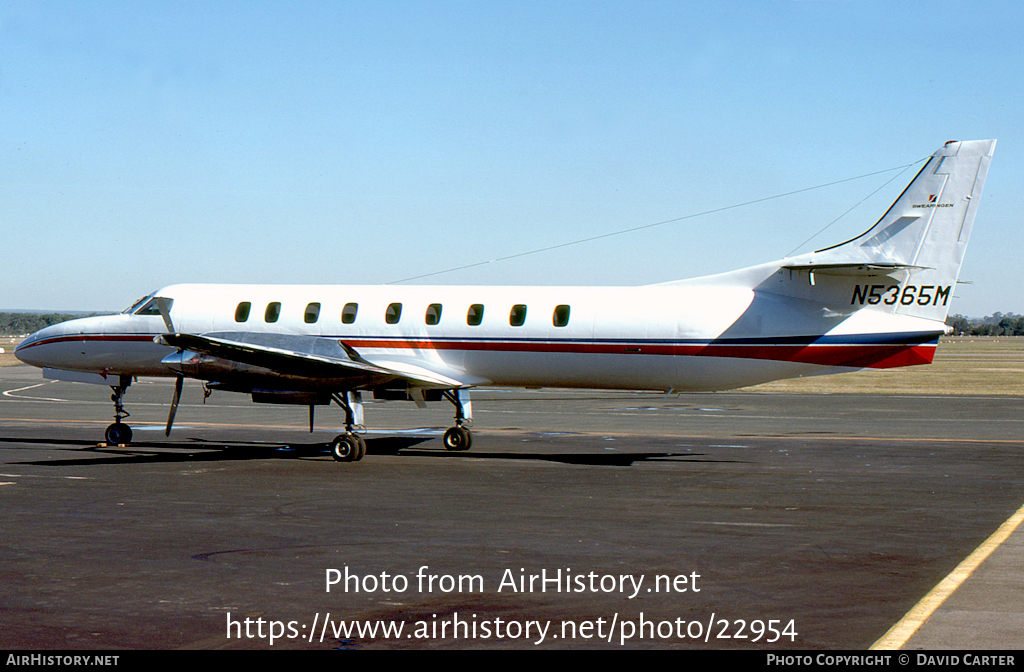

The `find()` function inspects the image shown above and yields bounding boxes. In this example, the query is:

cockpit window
[123,294,154,314]
[134,297,172,316]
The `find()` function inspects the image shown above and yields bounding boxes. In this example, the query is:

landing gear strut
[442,389,473,451]
[104,375,133,445]
[329,391,365,462]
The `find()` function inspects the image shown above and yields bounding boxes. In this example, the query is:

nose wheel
[105,422,133,445]
[104,376,133,445]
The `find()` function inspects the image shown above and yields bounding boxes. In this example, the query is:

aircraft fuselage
[16,281,942,393]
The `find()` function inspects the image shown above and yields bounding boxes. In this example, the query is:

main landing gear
[104,375,133,445]
[329,391,366,462]
[442,389,473,452]
[326,388,474,461]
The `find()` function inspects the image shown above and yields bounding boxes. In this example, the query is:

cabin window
[304,302,321,324]
[467,304,484,326]
[553,304,571,327]
[386,303,402,324]
[342,303,358,324]
[265,302,281,323]
[509,304,527,327]
[235,302,251,322]
[425,303,442,325]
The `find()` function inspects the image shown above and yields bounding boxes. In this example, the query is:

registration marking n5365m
[851,285,950,307]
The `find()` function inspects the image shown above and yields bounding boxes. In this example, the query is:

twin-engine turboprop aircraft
[16,140,996,461]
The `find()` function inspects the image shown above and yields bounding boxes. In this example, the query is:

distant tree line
[946,312,1024,337]
[0,312,105,335]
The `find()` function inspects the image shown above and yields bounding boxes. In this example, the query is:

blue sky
[2,1,1021,316]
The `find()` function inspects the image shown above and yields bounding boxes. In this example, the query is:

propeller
[156,296,182,436]
[155,297,175,333]
[165,374,183,437]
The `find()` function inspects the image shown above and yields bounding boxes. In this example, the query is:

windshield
[134,297,172,316]
[122,293,155,314]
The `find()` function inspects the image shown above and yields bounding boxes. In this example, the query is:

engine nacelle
[161,350,245,379]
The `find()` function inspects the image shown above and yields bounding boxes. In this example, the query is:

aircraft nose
[14,324,63,367]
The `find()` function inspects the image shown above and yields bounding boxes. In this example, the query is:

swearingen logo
[912,193,953,208]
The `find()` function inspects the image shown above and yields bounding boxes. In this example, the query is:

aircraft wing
[156,332,468,390]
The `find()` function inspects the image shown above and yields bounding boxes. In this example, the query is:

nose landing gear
[104,375,133,445]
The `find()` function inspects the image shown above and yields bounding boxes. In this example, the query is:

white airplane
[15,139,996,461]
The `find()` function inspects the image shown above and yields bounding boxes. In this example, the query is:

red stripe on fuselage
[345,338,936,369]
[21,333,936,369]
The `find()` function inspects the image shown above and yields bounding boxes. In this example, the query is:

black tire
[443,426,472,451]
[353,435,366,461]
[330,434,360,462]
[105,423,132,445]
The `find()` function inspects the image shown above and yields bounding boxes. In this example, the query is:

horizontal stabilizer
[780,262,930,277]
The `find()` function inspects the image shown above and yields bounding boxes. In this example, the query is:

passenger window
[304,302,321,324]
[425,303,442,325]
[342,303,358,324]
[265,302,281,323]
[553,304,570,327]
[509,304,527,327]
[235,302,251,322]
[386,303,402,324]
[467,304,484,326]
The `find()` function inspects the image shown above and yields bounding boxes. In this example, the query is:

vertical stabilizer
[800,139,996,321]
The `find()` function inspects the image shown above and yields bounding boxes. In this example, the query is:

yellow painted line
[870,500,1024,650]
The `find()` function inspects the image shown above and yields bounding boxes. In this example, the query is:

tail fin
[794,139,996,321]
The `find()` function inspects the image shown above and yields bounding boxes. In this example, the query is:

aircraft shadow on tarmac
[0,435,737,468]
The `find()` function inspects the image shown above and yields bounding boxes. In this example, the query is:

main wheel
[330,434,361,462]
[105,423,133,445]
[443,426,472,451]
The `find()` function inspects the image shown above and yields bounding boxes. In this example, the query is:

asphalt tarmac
[1,363,1022,650]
